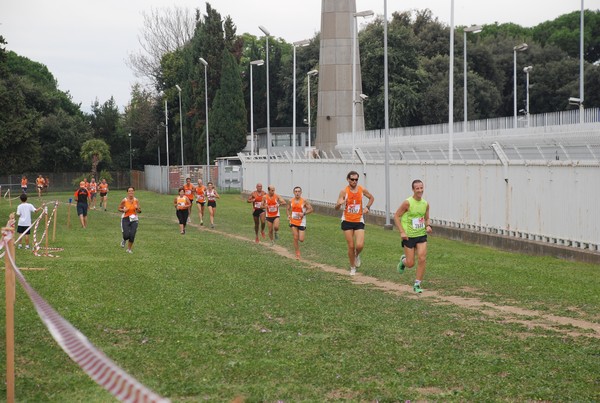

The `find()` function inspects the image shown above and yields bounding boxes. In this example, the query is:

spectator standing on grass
[334,170,375,276]
[16,193,41,249]
[287,186,313,260]
[394,179,433,294]
[118,186,141,254]
[247,183,267,243]
[98,178,109,211]
[206,182,220,228]
[174,187,191,234]
[74,181,91,228]
[195,179,207,226]
[262,185,286,245]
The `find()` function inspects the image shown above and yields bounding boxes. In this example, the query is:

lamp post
[156,124,161,166]
[383,0,392,229]
[580,0,585,123]
[259,25,271,185]
[199,57,210,181]
[352,10,374,158]
[513,43,528,128]
[128,132,132,184]
[175,84,184,166]
[164,99,169,190]
[523,65,533,127]
[449,0,455,160]
[463,25,483,133]
[292,39,310,160]
[307,69,318,154]
[249,59,264,157]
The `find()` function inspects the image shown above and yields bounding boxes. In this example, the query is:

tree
[209,50,247,161]
[81,139,111,179]
[127,6,195,88]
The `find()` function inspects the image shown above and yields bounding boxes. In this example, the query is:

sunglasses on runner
[349,177,359,182]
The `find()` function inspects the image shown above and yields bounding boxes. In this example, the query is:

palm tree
[81,139,111,179]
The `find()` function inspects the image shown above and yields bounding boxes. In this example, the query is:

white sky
[2,0,598,112]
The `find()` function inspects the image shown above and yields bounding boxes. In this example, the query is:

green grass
[1,190,599,401]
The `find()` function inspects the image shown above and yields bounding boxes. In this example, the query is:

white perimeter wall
[241,159,599,250]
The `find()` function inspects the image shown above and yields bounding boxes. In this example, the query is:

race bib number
[178,202,186,207]
[346,203,360,214]
[268,205,278,213]
[254,202,262,209]
[129,214,139,222]
[291,212,302,220]
[412,217,425,229]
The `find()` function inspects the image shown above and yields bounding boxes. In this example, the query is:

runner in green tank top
[393,180,432,293]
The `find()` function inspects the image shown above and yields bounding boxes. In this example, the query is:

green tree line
[2,6,599,174]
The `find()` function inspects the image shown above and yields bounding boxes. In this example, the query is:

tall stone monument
[315,0,366,153]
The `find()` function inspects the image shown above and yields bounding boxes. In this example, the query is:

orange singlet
[342,185,364,223]
[264,194,281,218]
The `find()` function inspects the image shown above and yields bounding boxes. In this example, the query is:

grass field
[1,190,599,402]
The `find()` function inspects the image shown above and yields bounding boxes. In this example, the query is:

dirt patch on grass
[206,226,600,339]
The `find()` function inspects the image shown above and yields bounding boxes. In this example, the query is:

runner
[21,175,28,194]
[35,174,45,198]
[98,178,109,211]
[262,185,287,245]
[118,186,142,253]
[174,187,191,235]
[183,177,195,223]
[334,170,375,276]
[74,181,91,228]
[89,177,98,209]
[195,179,207,225]
[286,186,313,260]
[247,183,267,243]
[394,179,433,293]
[205,182,220,228]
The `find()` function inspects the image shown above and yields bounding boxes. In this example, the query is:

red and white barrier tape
[32,202,63,257]
[1,229,170,403]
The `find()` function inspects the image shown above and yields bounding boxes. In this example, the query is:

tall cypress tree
[209,49,247,161]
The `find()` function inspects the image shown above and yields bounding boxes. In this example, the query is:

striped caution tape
[1,229,170,403]
[32,202,63,257]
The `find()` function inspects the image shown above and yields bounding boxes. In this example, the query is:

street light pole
[259,25,271,185]
[513,43,528,128]
[463,25,483,133]
[352,10,374,159]
[199,57,210,181]
[128,132,132,184]
[523,66,533,127]
[449,0,455,161]
[175,84,184,166]
[164,99,169,191]
[580,0,585,123]
[307,70,318,154]
[292,39,310,161]
[383,0,392,229]
[249,60,264,157]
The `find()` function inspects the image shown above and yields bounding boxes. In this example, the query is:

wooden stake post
[3,227,16,403]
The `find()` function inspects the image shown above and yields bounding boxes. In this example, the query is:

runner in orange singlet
[183,177,195,224]
[21,176,28,194]
[286,186,313,259]
[89,178,98,209]
[35,174,45,198]
[335,170,375,276]
[98,178,109,211]
[195,179,207,226]
[174,187,191,234]
[247,183,267,243]
[118,186,142,253]
[262,185,287,245]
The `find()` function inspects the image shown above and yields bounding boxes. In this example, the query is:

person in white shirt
[16,193,41,249]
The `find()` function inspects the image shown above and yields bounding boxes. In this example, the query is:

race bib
[129,214,139,222]
[347,203,360,214]
[291,211,302,220]
[268,205,278,213]
[254,202,262,209]
[412,217,425,229]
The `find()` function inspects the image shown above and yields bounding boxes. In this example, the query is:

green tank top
[401,197,428,238]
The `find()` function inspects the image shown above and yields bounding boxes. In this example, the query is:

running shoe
[200,220,204,226]
[274,231,279,240]
[295,251,301,260]
[261,231,266,239]
[210,224,215,229]
[120,240,126,248]
[126,249,133,254]
[355,254,361,268]
[413,283,423,293]
[397,255,406,274]
[25,245,30,250]
[350,267,356,276]
[18,244,22,249]
[255,237,259,243]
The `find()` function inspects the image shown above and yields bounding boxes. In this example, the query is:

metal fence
[0,171,137,193]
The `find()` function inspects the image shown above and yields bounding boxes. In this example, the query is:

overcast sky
[2,0,598,112]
